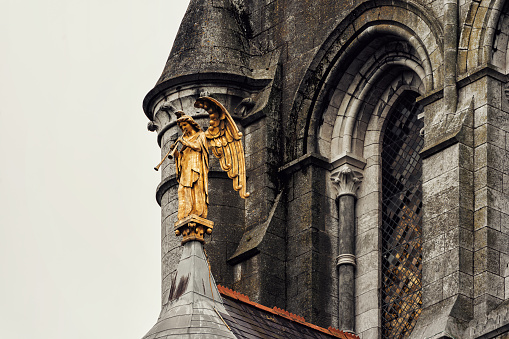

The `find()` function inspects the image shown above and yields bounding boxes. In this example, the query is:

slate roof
[141,240,358,338]
[218,285,359,339]
[155,0,251,86]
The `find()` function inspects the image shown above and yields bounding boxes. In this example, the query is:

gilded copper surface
[174,214,214,244]
[157,97,249,241]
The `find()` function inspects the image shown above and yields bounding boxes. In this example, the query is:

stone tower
[143,0,509,338]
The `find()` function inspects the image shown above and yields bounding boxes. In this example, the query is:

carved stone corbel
[235,97,255,116]
[147,121,159,132]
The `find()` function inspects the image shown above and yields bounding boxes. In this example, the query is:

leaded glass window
[381,92,424,339]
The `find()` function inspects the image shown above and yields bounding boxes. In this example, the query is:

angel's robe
[175,131,209,220]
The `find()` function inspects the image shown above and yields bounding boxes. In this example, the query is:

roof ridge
[272,306,305,322]
[217,285,359,339]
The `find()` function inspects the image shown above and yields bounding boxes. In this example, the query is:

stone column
[331,166,362,332]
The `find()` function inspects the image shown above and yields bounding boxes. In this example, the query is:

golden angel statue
[155,97,249,242]
[173,111,210,220]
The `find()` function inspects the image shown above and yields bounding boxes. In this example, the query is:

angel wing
[194,97,250,199]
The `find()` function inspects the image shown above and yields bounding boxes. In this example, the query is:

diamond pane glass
[381,92,424,339]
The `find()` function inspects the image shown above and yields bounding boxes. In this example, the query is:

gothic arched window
[381,91,424,339]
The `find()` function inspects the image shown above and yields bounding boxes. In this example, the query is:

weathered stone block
[474,105,488,128]
[492,229,509,254]
[474,143,487,171]
[459,178,475,210]
[473,294,504,318]
[475,207,488,230]
[356,250,378,277]
[356,191,379,218]
[445,272,473,298]
[356,308,379,333]
[487,79,502,110]
[355,269,378,297]
[474,272,505,299]
[423,186,459,222]
[422,279,443,308]
[443,248,472,276]
[443,272,460,300]
[475,187,488,211]
[474,227,488,250]
[423,233,446,260]
[356,288,378,315]
[474,247,500,275]
[506,277,509,299]
[459,137,474,164]
[423,168,458,197]
[459,247,474,275]
[423,144,459,182]
[474,124,488,147]
[355,228,378,257]
[423,254,445,284]
[501,253,509,277]
[423,207,459,237]
[449,294,474,322]
[488,124,506,150]
[356,208,378,235]
[444,226,473,251]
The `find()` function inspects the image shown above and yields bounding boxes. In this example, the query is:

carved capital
[331,166,363,199]
[174,215,214,244]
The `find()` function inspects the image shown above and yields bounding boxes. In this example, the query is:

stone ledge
[457,64,508,90]
[279,153,330,175]
[330,153,366,171]
[143,72,272,119]
[228,191,283,265]
[420,99,474,159]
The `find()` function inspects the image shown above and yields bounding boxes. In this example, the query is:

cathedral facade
[143,0,509,338]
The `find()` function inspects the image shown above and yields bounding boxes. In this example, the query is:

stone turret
[143,0,281,314]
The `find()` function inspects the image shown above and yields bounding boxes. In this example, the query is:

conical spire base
[142,241,235,338]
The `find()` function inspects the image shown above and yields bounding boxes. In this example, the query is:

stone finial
[330,166,363,199]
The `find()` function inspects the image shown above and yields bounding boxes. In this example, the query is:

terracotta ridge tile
[272,306,305,322]
[218,285,360,339]
[217,284,251,302]
[328,326,360,339]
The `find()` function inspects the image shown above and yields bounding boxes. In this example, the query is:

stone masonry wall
[145,1,509,338]
[473,75,509,318]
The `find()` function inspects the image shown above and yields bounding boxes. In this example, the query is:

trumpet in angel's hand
[154,139,181,171]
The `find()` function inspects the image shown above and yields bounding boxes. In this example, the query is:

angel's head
[177,115,202,135]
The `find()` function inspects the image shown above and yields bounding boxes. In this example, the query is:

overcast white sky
[0,1,190,337]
